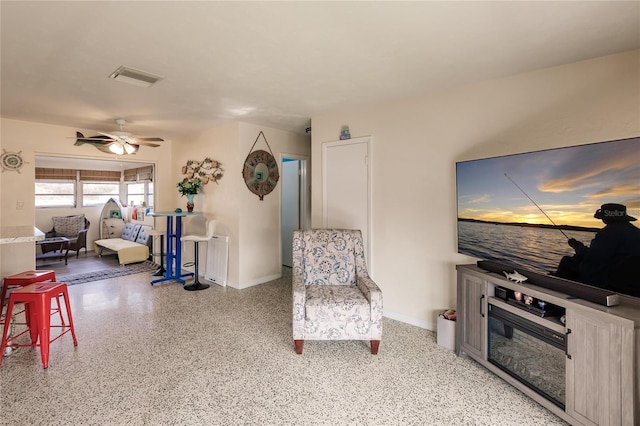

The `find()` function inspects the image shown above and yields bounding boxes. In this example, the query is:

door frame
[279,153,310,267]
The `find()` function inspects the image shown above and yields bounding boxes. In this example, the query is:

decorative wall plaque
[242,131,279,200]
[1,149,26,173]
[181,157,223,184]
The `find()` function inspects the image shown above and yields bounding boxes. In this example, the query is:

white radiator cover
[205,234,229,286]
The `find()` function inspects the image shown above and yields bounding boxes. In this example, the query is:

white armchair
[292,229,383,354]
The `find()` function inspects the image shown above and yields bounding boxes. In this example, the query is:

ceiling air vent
[109,66,162,88]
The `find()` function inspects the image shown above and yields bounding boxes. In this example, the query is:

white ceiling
[2,1,639,141]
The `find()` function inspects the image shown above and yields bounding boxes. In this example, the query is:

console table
[149,212,198,286]
[456,264,639,425]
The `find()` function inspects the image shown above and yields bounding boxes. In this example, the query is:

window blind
[124,166,153,182]
[35,168,76,180]
[79,170,121,182]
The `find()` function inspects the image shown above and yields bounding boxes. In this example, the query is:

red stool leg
[0,299,16,366]
[1,285,7,316]
[61,286,78,346]
[52,293,65,326]
[37,293,51,368]
[0,282,12,317]
[23,302,39,344]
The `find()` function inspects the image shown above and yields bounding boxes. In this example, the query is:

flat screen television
[456,136,640,303]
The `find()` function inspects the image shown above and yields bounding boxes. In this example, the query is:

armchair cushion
[51,215,85,238]
[120,223,139,241]
[299,232,357,286]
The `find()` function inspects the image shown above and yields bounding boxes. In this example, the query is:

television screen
[456,136,640,298]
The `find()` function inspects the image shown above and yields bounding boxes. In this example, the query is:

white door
[281,154,310,268]
[322,136,371,265]
[281,159,300,267]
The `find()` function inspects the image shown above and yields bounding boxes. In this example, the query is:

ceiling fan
[75,119,164,155]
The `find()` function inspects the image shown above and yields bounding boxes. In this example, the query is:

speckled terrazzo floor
[1,269,568,425]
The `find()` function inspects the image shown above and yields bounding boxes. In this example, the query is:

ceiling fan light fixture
[109,142,125,155]
[109,66,162,88]
[124,144,136,155]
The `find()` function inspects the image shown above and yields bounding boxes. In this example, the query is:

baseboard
[383,310,434,331]
[227,273,282,290]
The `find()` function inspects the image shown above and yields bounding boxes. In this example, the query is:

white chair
[180,217,217,291]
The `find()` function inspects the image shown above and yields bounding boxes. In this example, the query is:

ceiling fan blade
[74,127,162,152]
[74,132,114,143]
[97,131,120,140]
[136,137,164,142]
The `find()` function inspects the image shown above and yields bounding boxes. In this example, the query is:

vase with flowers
[177,177,203,212]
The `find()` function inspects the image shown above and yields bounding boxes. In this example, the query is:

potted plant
[177,177,203,212]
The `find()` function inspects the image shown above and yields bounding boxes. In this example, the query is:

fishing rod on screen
[504,173,570,241]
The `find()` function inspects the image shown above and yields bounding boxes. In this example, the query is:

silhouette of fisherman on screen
[555,203,640,295]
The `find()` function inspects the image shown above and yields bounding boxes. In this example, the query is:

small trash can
[437,309,456,351]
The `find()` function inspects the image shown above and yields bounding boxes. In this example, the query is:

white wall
[310,50,640,330]
[172,122,241,285]
[173,121,310,288]
[0,118,173,277]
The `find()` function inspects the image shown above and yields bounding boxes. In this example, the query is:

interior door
[322,136,371,265]
[281,159,300,267]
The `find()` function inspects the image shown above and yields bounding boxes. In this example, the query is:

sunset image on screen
[456,137,640,230]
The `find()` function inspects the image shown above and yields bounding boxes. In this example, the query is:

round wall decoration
[243,149,279,201]
[242,131,279,201]
[1,149,25,173]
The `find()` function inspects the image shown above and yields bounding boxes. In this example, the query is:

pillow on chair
[52,215,85,238]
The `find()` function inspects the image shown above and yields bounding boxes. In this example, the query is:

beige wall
[173,122,241,286]
[310,50,640,329]
[0,118,173,276]
[173,121,311,288]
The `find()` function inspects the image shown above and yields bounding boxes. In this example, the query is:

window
[82,182,120,207]
[35,164,154,209]
[35,182,76,207]
[124,166,154,208]
[126,182,154,208]
[126,183,145,206]
[148,182,154,208]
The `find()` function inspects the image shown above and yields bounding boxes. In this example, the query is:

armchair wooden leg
[371,340,380,355]
[294,340,304,354]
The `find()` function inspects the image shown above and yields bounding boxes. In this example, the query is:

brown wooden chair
[41,215,90,258]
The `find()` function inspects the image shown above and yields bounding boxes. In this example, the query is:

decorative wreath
[181,158,224,184]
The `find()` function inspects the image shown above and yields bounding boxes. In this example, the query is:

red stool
[2,270,56,315]
[0,283,78,368]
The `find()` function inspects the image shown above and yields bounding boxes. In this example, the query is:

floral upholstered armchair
[292,229,383,354]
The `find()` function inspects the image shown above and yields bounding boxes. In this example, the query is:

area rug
[56,260,158,286]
